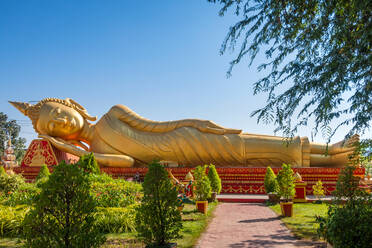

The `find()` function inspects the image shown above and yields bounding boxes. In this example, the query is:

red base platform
[13,139,365,195]
[14,165,365,195]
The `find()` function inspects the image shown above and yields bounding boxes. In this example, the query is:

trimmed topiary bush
[35,164,50,181]
[35,164,50,186]
[276,164,295,202]
[264,166,279,194]
[135,161,182,248]
[22,160,106,248]
[193,165,212,201]
[77,152,100,175]
[207,164,221,194]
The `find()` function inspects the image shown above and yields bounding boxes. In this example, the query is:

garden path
[196,203,326,248]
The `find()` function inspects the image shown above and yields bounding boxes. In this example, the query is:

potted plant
[193,165,211,214]
[207,164,221,202]
[277,164,295,217]
[264,166,280,203]
[312,180,325,204]
[135,161,182,248]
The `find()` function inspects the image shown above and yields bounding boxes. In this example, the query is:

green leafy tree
[317,165,372,247]
[264,166,279,194]
[22,161,106,248]
[193,165,212,201]
[276,164,295,201]
[207,164,222,194]
[135,161,182,247]
[0,112,26,163]
[333,165,364,202]
[208,0,371,140]
[348,139,372,170]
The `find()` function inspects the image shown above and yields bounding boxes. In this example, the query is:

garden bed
[101,202,219,248]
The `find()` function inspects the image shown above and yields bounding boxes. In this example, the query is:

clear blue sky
[0,0,370,146]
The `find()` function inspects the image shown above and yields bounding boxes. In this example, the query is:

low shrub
[317,165,372,248]
[0,173,25,194]
[317,198,372,248]
[276,164,295,201]
[0,205,29,237]
[264,166,279,194]
[95,206,137,233]
[2,183,39,206]
[87,172,115,183]
[207,164,221,194]
[35,164,50,182]
[77,152,101,175]
[0,167,6,176]
[91,179,142,208]
[193,165,211,201]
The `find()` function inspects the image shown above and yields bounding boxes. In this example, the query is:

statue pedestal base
[14,140,365,194]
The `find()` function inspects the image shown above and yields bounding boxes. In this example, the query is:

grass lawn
[176,201,218,248]
[102,201,219,248]
[269,203,329,240]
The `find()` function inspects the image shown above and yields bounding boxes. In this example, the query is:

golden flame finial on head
[9,98,97,133]
[8,101,31,116]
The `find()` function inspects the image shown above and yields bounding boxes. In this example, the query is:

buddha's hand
[196,120,242,135]
[39,134,135,167]
[38,134,86,157]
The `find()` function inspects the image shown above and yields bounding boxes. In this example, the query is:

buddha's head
[9,98,96,140]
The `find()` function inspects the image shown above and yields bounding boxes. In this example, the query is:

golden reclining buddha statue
[10,98,357,168]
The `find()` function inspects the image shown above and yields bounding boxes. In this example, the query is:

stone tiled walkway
[196,203,326,248]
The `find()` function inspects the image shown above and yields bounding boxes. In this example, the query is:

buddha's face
[36,102,85,139]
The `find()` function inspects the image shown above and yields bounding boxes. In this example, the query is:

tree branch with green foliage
[0,112,26,163]
[208,0,371,141]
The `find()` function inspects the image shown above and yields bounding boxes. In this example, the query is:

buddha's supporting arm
[110,105,242,135]
[39,135,134,167]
